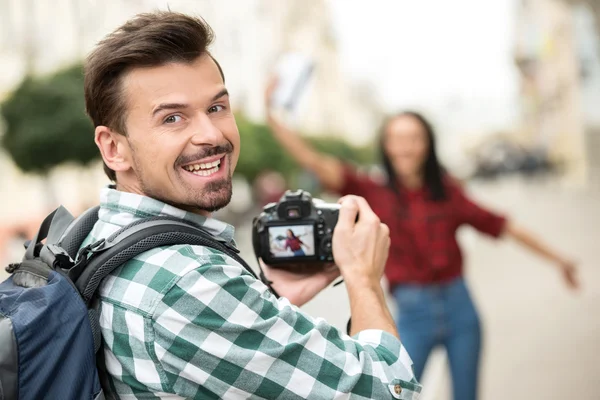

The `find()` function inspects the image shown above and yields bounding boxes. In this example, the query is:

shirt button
[394,384,402,395]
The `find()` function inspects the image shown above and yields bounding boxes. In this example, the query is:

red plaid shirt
[339,166,507,286]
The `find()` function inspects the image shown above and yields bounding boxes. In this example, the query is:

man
[84,11,421,399]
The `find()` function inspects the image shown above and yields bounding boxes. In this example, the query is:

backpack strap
[22,206,74,262]
[58,206,101,260]
[70,216,259,306]
[7,207,77,284]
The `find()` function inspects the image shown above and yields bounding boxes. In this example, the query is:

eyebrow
[211,88,229,102]
[152,103,189,117]
[151,88,229,117]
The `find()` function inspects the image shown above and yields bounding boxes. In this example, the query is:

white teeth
[184,158,222,173]
[187,164,219,176]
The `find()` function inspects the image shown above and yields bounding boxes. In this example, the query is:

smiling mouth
[182,157,224,177]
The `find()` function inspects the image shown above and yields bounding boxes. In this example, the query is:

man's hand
[332,196,390,286]
[260,260,341,307]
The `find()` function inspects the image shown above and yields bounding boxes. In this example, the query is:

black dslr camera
[252,190,340,268]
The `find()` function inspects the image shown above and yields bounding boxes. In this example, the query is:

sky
[326,0,521,135]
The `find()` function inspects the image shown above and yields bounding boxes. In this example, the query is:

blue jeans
[392,277,481,400]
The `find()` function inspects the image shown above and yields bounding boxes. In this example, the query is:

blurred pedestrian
[265,81,579,400]
[253,169,287,207]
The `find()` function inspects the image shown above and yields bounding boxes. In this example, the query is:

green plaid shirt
[82,188,422,399]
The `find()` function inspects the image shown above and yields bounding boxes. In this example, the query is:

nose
[189,113,224,146]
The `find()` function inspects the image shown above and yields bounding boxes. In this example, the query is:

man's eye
[208,105,225,113]
[164,115,182,124]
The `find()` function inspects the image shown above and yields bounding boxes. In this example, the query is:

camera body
[252,190,339,267]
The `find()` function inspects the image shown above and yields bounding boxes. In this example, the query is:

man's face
[118,55,239,215]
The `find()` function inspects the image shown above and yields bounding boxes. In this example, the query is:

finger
[335,197,359,231]
[566,271,579,290]
[323,263,339,272]
[321,265,341,280]
[569,278,578,290]
[337,194,355,205]
[352,196,379,224]
[381,222,391,248]
[384,234,391,252]
[351,196,380,233]
[379,222,390,238]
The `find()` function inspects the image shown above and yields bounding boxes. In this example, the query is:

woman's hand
[505,222,581,291]
[264,76,278,120]
[557,259,580,290]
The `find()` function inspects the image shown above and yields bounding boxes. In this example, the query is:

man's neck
[114,181,144,196]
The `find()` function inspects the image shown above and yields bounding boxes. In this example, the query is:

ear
[94,126,132,174]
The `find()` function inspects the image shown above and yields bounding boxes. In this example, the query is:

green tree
[235,115,375,187]
[1,64,97,174]
[235,116,299,184]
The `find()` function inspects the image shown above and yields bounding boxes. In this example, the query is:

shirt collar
[98,187,236,244]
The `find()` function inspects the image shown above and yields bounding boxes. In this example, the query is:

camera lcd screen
[268,225,315,258]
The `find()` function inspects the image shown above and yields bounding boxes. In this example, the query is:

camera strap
[254,255,281,299]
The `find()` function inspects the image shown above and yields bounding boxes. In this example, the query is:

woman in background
[284,229,307,256]
[265,84,579,400]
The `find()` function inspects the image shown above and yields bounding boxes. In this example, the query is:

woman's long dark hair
[379,111,447,201]
[286,229,298,238]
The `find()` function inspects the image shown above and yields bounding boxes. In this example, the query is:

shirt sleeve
[336,163,382,199]
[451,180,507,237]
[152,247,422,399]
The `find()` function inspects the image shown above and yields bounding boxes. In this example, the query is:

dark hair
[379,111,446,201]
[84,11,224,182]
[286,229,297,238]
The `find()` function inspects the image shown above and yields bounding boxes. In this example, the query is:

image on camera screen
[268,225,315,258]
